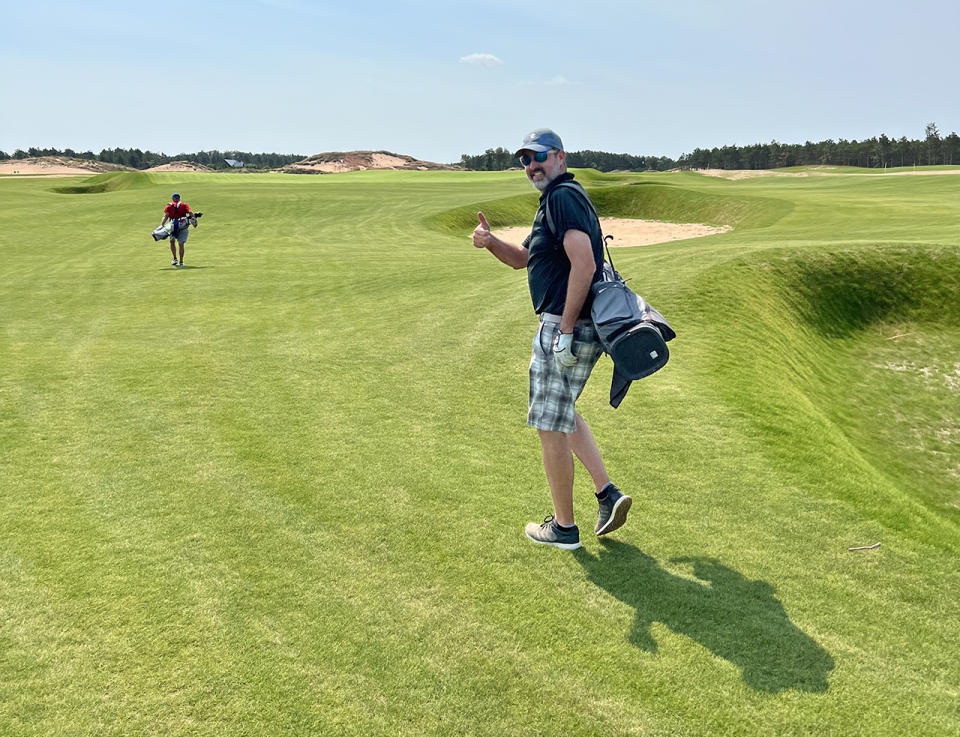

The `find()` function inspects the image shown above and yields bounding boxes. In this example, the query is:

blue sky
[2,0,958,162]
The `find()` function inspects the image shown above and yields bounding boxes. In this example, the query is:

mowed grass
[1,167,958,736]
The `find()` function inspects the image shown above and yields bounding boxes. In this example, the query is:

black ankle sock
[596,482,614,500]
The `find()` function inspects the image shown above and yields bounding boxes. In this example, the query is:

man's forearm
[560,229,596,332]
[560,265,593,332]
[485,236,529,270]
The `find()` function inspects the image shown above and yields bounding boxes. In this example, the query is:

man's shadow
[574,541,834,693]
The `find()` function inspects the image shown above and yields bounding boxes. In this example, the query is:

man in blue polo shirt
[471,128,632,550]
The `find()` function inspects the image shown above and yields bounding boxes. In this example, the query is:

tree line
[458,124,960,171]
[458,147,677,172]
[6,125,958,172]
[678,124,960,170]
[0,147,304,170]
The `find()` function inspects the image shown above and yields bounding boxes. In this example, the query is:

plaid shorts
[528,318,604,433]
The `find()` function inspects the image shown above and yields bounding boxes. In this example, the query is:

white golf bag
[152,212,202,241]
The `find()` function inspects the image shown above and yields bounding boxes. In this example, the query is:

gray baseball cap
[514,128,564,157]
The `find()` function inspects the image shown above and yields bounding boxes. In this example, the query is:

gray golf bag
[591,259,675,380]
[590,255,675,408]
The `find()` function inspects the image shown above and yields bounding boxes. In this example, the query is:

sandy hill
[0,156,133,176]
[281,151,459,174]
[145,161,213,172]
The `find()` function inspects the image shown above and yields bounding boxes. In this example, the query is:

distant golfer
[160,192,191,267]
[471,128,631,550]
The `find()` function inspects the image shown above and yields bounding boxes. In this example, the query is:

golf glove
[553,331,578,367]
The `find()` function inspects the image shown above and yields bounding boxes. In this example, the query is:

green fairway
[1,167,958,736]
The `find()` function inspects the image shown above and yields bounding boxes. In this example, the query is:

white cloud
[459,53,503,67]
[546,75,571,86]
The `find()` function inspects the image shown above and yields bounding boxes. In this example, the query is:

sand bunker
[693,168,810,180]
[493,217,731,247]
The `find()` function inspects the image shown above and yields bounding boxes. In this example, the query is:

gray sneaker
[595,484,632,536]
[525,515,582,550]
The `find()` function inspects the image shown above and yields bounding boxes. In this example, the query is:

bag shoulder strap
[543,180,596,238]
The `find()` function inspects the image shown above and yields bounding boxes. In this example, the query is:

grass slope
[50,170,153,194]
[1,168,958,736]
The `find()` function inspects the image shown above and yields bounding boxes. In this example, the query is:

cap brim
[514,143,553,157]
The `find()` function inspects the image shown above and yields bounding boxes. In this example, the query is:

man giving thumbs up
[470,128,632,551]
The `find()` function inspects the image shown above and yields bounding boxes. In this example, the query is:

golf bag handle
[603,234,617,275]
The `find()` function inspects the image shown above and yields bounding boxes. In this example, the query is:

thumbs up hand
[472,211,493,249]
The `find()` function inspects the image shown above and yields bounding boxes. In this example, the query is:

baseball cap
[514,128,564,157]
[171,192,180,200]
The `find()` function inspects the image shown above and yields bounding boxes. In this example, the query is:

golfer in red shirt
[160,193,191,267]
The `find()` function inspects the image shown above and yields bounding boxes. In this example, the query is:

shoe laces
[540,514,556,528]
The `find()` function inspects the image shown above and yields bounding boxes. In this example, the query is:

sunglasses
[519,151,551,166]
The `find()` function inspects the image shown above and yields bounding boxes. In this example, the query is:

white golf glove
[553,331,578,367]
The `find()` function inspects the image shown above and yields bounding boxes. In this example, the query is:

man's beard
[528,168,551,191]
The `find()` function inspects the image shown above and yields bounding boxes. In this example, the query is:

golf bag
[151,211,202,241]
[544,181,675,404]
[591,257,675,380]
